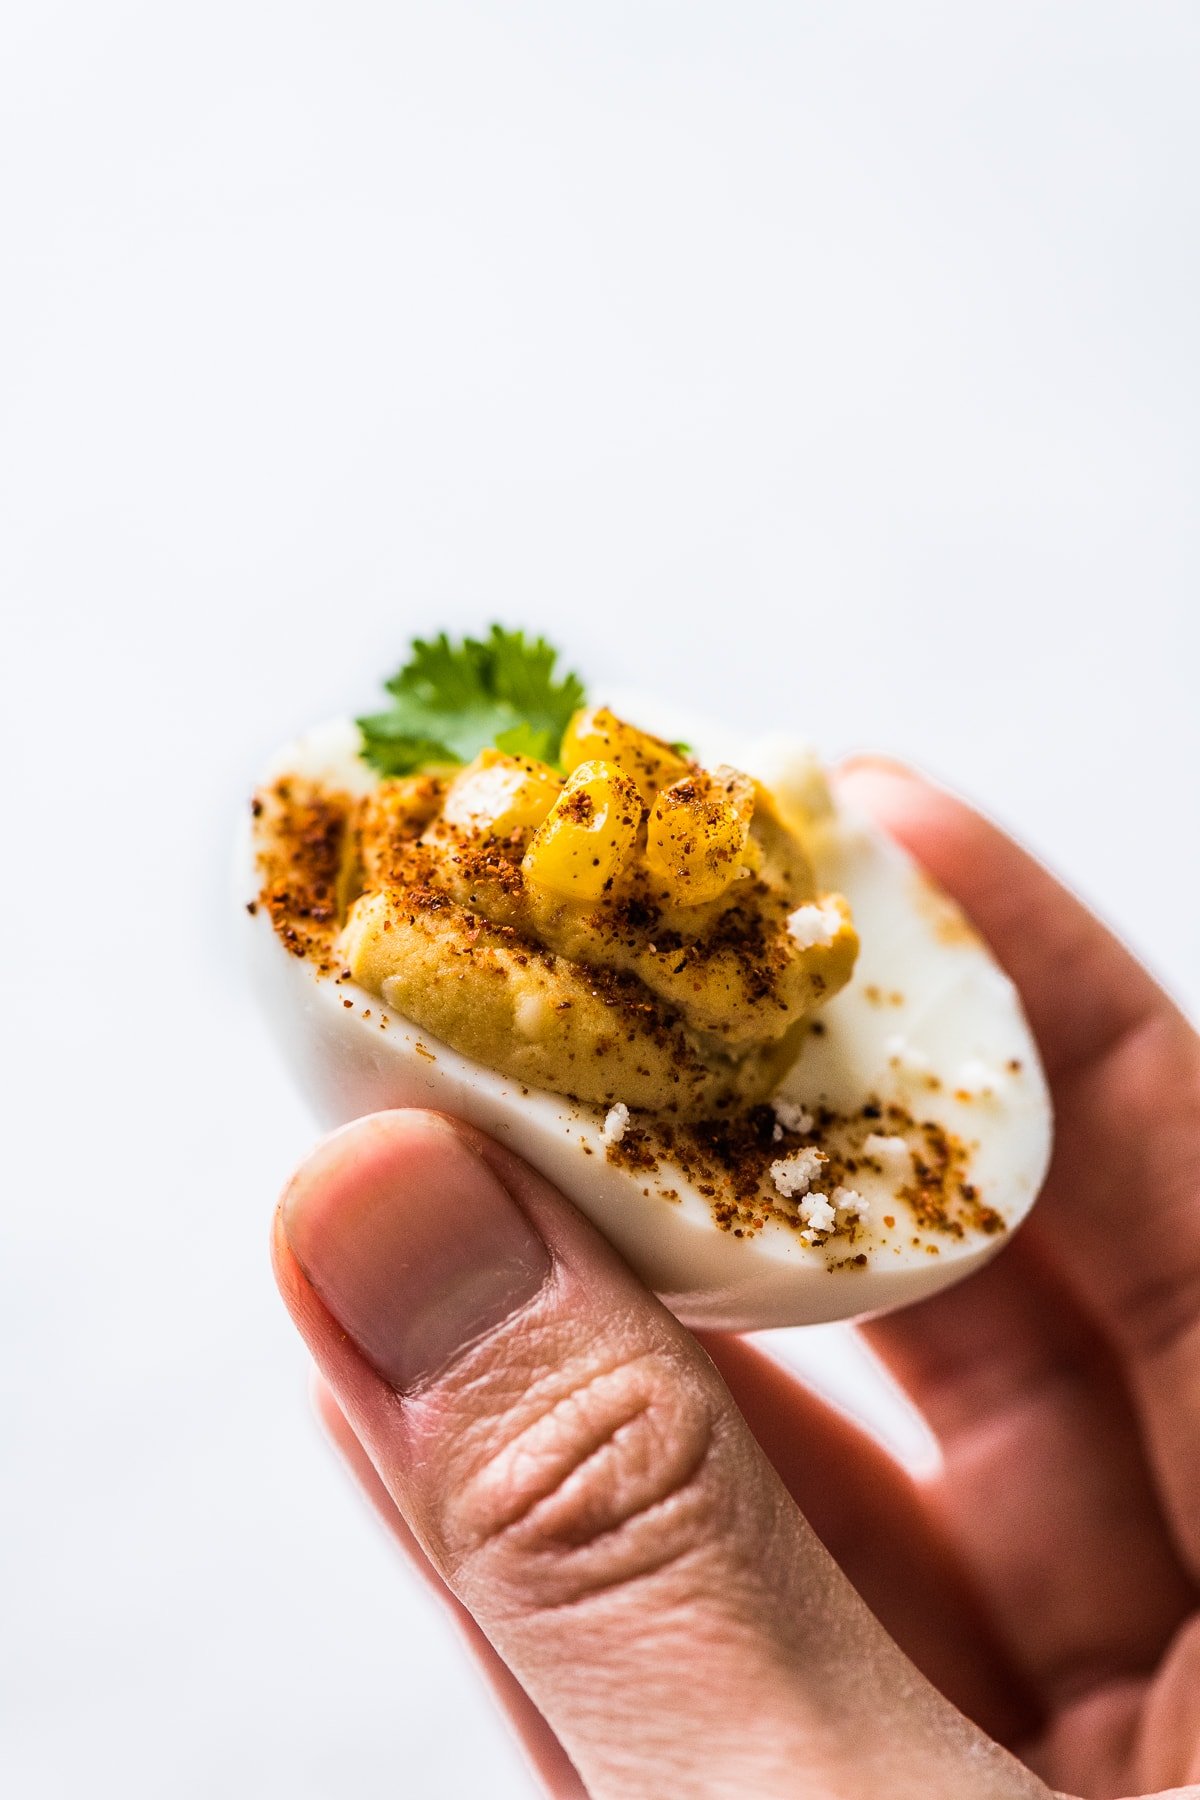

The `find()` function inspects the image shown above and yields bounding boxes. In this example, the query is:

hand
[271,764,1200,1800]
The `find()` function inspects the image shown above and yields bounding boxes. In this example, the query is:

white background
[2,5,1197,1797]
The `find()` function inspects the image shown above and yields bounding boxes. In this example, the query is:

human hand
[271,765,1200,1800]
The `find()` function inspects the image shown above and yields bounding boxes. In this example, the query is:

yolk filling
[255,709,859,1119]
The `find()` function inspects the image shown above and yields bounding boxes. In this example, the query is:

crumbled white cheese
[601,1102,630,1146]
[955,1058,1003,1099]
[862,1133,910,1166]
[771,1096,815,1135]
[885,1034,932,1076]
[772,1121,783,1142]
[514,991,553,1039]
[770,1147,826,1198]
[798,1190,837,1233]
[786,900,843,951]
[832,1185,869,1222]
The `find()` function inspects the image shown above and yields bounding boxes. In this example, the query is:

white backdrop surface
[2,5,1197,1797]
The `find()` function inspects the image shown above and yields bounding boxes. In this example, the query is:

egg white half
[241,721,1052,1331]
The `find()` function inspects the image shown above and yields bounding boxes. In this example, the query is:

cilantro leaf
[357,626,586,776]
[352,717,458,775]
[494,722,559,762]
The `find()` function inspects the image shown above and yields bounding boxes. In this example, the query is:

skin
[272,762,1200,1799]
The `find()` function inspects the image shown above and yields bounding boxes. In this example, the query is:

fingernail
[281,1114,552,1391]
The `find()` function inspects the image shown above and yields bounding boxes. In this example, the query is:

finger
[836,769,1200,1610]
[863,1238,1193,1704]
[324,1314,1035,1758]
[312,1377,586,1799]
[696,1332,1040,1747]
[319,1335,1033,1780]
[273,1110,1049,1800]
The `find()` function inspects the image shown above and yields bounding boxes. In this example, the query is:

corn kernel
[440,748,563,838]
[561,705,690,806]
[645,768,753,905]
[522,759,643,900]
[710,764,756,828]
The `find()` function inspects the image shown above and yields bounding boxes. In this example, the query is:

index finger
[837,761,1200,1569]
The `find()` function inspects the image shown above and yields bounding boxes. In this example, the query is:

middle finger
[862,1231,1195,1712]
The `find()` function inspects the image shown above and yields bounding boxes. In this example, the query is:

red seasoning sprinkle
[603,1098,997,1255]
[249,767,1003,1265]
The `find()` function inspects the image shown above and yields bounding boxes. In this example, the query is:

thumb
[273,1109,1046,1800]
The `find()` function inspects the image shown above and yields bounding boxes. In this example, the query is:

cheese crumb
[771,1096,815,1135]
[832,1185,869,1222]
[601,1102,630,1146]
[770,1147,826,1198]
[885,1034,932,1076]
[955,1058,1003,1099]
[514,990,553,1039]
[786,900,843,951]
[862,1133,909,1166]
[798,1190,837,1233]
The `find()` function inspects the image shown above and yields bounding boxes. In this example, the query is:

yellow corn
[645,767,753,905]
[440,748,563,839]
[711,763,756,828]
[522,759,643,900]
[561,705,690,806]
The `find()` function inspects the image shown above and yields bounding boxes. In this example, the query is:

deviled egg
[242,630,1051,1331]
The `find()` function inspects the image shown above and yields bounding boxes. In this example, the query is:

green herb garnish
[357,626,587,776]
